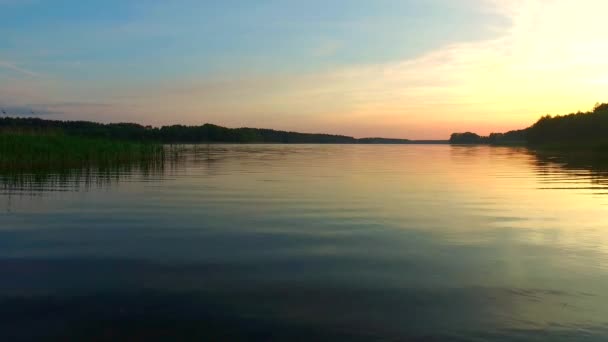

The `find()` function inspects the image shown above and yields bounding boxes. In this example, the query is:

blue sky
[1,1,503,78]
[1,0,606,138]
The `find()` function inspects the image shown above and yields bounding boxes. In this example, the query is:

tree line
[0,117,412,144]
[450,102,608,148]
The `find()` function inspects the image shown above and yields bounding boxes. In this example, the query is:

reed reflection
[0,150,166,193]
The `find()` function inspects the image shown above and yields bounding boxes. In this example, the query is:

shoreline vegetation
[0,101,605,170]
[450,102,608,151]
[0,130,164,170]
[0,117,439,173]
[0,117,430,145]
[0,130,167,189]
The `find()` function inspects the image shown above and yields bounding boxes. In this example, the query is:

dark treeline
[526,103,608,148]
[449,129,526,145]
[0,117,413,144]
[450,102,608,148]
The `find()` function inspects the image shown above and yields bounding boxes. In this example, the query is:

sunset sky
[1,0,607,139]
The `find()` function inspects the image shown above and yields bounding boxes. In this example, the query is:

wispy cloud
[0,105,57,116]
[0,60,38,77]
[311,40,343,58]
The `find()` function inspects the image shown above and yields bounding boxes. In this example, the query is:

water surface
[2,145,608,340]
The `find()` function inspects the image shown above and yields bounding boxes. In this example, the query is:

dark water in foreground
[1,145,608,341]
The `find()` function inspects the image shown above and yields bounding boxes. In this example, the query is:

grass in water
[0,130,164,170]
[0,130,166,191]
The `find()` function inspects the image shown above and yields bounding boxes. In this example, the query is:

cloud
[111,0,606,138]
[215,0,608,137]
[0,105,57,116]
[311,40,343,58]
[0,60,38,77]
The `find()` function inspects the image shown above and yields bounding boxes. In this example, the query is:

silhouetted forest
[526,103,608,148]
[450,103,608,149]
[449,130,526,145]
[6,102,606,147]
[0,117,413,144]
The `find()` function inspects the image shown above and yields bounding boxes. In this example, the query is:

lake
[2,144,608,341]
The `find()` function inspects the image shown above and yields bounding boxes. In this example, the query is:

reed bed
[0,130,164,170]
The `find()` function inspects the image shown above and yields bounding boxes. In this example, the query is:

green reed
[0,130,164,170]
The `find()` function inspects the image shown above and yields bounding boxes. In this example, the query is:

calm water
[2,145,608,341]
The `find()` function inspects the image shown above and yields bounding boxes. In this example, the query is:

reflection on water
[1,145,608,341]
[0,147,169,195]
[532,150,608,193]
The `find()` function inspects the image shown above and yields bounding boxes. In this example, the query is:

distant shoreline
[157,140,450,145]
[0,116,438,144]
